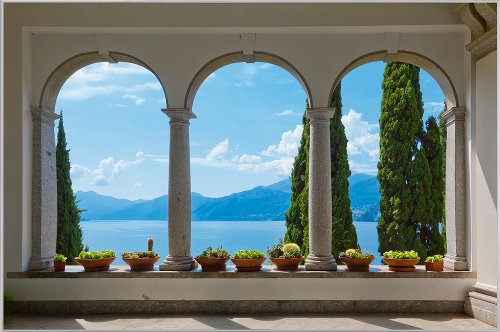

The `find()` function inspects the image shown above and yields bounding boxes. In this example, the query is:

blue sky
[55,61,444,200]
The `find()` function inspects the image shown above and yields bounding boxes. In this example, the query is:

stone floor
[4,313,494,330]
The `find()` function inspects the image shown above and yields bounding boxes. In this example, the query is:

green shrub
[53,254,67,263]
[283,243,300,254]
[232,250,265,259]
[425,254,443,263]
[78,250,115,259]
[382,250,419,259]
[121,251,158,259]
[283,248,301,258]
[267,239,284,258]
[339,248,374,259]
[195,246,229,259]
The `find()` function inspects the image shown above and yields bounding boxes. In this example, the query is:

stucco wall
[474,50,497,291]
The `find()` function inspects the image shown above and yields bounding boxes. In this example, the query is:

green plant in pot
[75,249,116,272]
[231,250,266,272]
[121,238,160,271]
[267,239,303,271]
[382,250,420,272]
[425,254,444,272]
[53,254,67,272]
[339,248,374,272]
[195,246,230,272]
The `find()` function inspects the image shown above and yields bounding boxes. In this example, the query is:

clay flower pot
[195,257,229,272]
[269,257,303,271]
[231,257,266,272]
[425,260,444,272]
[122,256,160,271]
[75,257,116,272]
[340,256,374,272]
[382,257,420,272]
[53,261,66,272]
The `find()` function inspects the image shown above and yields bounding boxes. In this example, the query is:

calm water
[81,220,381,265]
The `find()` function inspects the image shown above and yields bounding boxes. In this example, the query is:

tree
[421,116,446,256]
[285,101,310,256]
[56,112,85,264]
[377,62,422,254]
[329,83,358,258]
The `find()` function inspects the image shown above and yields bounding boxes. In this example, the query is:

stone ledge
[11,300,466,314]
[7,265,476,279]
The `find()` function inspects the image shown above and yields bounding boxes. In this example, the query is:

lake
[81,220,381,265]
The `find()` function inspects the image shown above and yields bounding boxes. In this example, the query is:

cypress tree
[421,116,446,255]
[56,112,84,264]
[285,101,310,255]
[377,62,422,254]
[329,83,358,258]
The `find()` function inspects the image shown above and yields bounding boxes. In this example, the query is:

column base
[464,283,497,327]
[159,256,197,271]
[305,254,337,271]
[444,254,468,270]
[28,255,54,271]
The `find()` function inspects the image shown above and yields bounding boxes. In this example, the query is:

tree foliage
[329,83,358,258]
[56,113,85,264]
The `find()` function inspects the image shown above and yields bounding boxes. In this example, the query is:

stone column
[29,108,60,270]
[305,107,337,271]
[442,107,468,271]
[159,108,197,271]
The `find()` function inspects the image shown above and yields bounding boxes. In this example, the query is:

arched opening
[338,59,447,263]
[31,53,169,268]
[188,60,309,259]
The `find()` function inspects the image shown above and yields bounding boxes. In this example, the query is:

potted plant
[75,249,116,272]
[425,254,444,272]
[121,238,160,271]
[231,250,266,272]
[53,254,67,272]
[195,246,230,272]
[339,248,375,272]
[267,239,303,271]
[382,250,420,272]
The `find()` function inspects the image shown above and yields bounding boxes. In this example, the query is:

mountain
[76,175,380,222]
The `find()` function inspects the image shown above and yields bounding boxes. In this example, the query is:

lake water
[81,220,381,265]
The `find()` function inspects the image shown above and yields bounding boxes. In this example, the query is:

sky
[55,61,444,200]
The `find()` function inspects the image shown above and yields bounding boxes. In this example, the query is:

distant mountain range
[76,173,380,222]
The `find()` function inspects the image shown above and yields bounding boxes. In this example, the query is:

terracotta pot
[340,256,374,272]
[269,257,303,271]
[382,257,420,272]
[231,257,266,272]
[425,260,444,272]
[53,261,66,272]
[122,256,160,271]
[75,257,116,272]
[195,257,229,272]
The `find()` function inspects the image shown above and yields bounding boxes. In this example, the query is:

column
[29,108,60,270]
[305,107,337,271]
[442,107,468,271]
[160,108,197,271]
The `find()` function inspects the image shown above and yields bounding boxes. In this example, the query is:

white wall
[474,51,498,291]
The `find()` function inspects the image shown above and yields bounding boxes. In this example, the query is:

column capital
[162,108,197,123]
[441,107,466,127]
[30,107,60,124]
[306,107,335,122]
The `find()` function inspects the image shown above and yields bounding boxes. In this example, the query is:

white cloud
[134,183,142,187]
[108,103,126,108]
[349,160,378,175]
[192,125,303,177]
[205,73,217,83]
[275,109,297,116]
[123,94,146,105]
[91,151,144,186]
[342,109,379,160]
[424,101,445,114]
[70,164,91,180]
[261,125,303,158]
[65,63,150,86]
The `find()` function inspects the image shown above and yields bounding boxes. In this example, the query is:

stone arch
[184,51,313,108]
[39,51,168,111]
[329,50,459,109]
